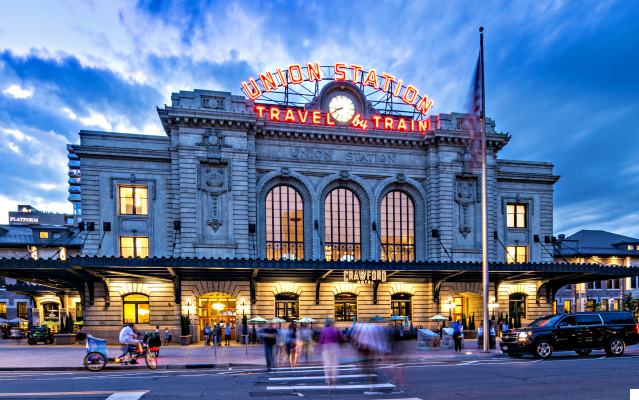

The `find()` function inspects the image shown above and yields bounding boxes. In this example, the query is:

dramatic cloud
[0,0,637,239]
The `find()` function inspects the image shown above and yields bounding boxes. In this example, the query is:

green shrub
[180,315,190,336]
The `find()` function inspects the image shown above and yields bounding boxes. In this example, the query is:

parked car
[501,312,639,359]
[27,326,55,345]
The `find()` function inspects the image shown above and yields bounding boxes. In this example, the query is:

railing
[381,244,415,262]
[265,242,304,260]
[68,193,81,200]
[324,243,361,261]
[68,160,80,167]
[68,169,81,176]
[68,178,81,184]
[68,186,81,193]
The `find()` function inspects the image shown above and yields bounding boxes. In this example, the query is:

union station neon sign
[242,62,435,133]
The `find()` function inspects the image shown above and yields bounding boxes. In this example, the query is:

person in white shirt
[119,323,143,362]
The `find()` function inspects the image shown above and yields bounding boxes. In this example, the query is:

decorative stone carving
[455,179,476,239]
[339,170,350,180]
[396,173,406,183]
[455,147,474,174]
[205,168,224,187]
[201,97,225,110]
[281,167,291,177]
[198,128,229,148]
[203,189,226,233]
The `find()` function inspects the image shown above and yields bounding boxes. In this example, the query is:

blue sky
[0,0,637,237]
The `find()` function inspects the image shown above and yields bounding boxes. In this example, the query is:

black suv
[501,312,639,359]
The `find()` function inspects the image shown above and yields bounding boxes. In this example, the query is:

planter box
[180,335,191,346]
[55,334,77,345]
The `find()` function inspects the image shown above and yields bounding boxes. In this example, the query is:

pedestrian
[263,321,278,372]
[216,323,222,346]
[501,319,509,334]
[318,320,345,389]
[203,323,211,346]
[164,327,170,346]
[452,318,463,354]
[224,323,231,346]
[285,322,300,369]
[300,323,313,363]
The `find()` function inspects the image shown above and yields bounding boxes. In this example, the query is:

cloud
[3,84,33,98]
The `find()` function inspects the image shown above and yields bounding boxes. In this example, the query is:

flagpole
[480,26,490,353]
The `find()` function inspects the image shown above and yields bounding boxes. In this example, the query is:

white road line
[106,392,147,400]
[268,374,376,381]
[270,365,357,370]
[267,383,395,390]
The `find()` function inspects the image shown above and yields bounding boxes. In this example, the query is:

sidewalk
[0,339,508,371]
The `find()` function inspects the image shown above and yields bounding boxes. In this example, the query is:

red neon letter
[384,117,394,130]
[362,69,379,89]
[334,63,347,81]
[402,85,418,105]
[297,110,309,123]
[284,109,296,122]
[372,115,382,129]
[380,73,395,92]
[351,114,368,130]
[326,112,335,126]
[288,64,304,84]
[270,108,280,121]
[350,64,363,83]
[418,120,429,132]
[411,119,415,131]
[241,78,262,100]
[393,79,403,97]
[255,105,266,118]
[276,68,288,87]
[312,111,321,125]
[415,96,434,115]
[259,71,278,92]
[307,62,321,81]
[397,118,407,131]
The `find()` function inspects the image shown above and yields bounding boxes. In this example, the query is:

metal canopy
[1,257,638,300]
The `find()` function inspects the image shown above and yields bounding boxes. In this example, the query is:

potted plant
[55,315,77,345]
[180,315,191,346]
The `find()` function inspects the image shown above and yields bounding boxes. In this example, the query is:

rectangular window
[39,232,49,239]
[506,204,526,228]
[629,245,634,251]
[588,281,602,289]
[76,302,83,322]
[119,186,148,215]
[632,277,638,289]
[17,302,27,319]
[602,299,608,311]
[66,218,74,225]
[0,302,6,319]
[613,299,619,311]
[506,246,527,263]
[120,237,149,258]
[52,232,61,239]
[563,300,571,314]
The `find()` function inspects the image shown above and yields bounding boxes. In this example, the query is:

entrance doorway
[198,293,236,339]
[451,296,465,322]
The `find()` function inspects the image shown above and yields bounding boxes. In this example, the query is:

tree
[508,312,513,328]
[585,296,602,312]
[469,312,475,330]
[462,314,467,330]
[59,316,66,334]
[622,293,638,319]
[180,315,190,336]
[66,313,74,334]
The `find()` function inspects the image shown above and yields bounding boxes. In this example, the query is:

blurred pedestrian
[224,324,231,346]
[263,321,278,372]
[300,323,313,363]
[203,323,211,346]
[286,322,300,369]
[164,327,170,346]
[452,318,463,354]
[319,320,344,388]
[216,323,222,346]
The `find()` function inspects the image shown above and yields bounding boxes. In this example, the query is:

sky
[0,0,637,237]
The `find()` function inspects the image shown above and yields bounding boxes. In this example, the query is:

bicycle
[81,333,158,372]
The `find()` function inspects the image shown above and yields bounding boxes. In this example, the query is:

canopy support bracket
[373,281,381,305]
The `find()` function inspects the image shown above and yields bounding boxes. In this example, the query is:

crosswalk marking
[0,390,150,397]
[106,392,147,400]
[267,383,395,390]
[268,374,376,381]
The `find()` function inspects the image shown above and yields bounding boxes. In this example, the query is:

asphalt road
[1,352,638,399]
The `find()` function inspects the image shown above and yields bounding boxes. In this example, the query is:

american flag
[465,51,483,172]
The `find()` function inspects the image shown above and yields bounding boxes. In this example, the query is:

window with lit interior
[391,293,412,319]
[120,237,149,258]
[123,294,149,324]
[325,188,361,261]
[334,293,357,322]
[275,293,299,322]
[506,204,526,228]
[506,246,527,263]
[265,186,304,260]
[119,186,148,215]
[380,191,415,262]
[0,302,6,319]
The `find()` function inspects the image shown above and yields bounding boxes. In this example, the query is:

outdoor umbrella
[42,321,60,326]
[296,316,317,329]
[0,318,7,324]
[429,315,448,338]
[248,316,268,323]
[369,315,387,323]
[388,315,404,327]
[405,315,409,328]
[270,317,286,329]
[7,318,28,325]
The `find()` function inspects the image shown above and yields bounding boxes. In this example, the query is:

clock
[329,95,355,123]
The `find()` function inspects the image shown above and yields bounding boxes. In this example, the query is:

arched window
[275,293,299,322]
[391,293,412,319]
[380,191,415,262]
[335,293,357,321]
[509,293,526,318]
[325,188,361,261]
[123,294,150,324]
[266,186,304,260]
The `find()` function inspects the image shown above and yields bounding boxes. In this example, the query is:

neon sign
[255,106,431,133]
[242,62,434,116]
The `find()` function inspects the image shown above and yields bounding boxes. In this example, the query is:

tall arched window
[123,294,150,324]
[325,188,361,261]
[275,293,299,322]
[266,186,304,260]
[509,293,526,318]
[335,293,357,321]
[381,191,415,261]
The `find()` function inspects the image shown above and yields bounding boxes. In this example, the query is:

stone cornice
[497,171,561,184]
[74,146,171,163]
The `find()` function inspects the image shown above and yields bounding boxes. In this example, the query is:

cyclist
[119,323,143,363]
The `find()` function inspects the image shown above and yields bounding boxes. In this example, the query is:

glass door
[452,296,464,322]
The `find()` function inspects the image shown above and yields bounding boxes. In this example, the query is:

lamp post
[186,297,191,318]
[241,297,246,316]
[447,297,454,321]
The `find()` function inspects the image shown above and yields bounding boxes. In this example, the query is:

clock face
[329,95,355,123]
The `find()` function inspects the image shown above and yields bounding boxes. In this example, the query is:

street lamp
[488,296,499,321]
[186,297,191,318]
[447,297,454,321]
[241,297,246,316]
